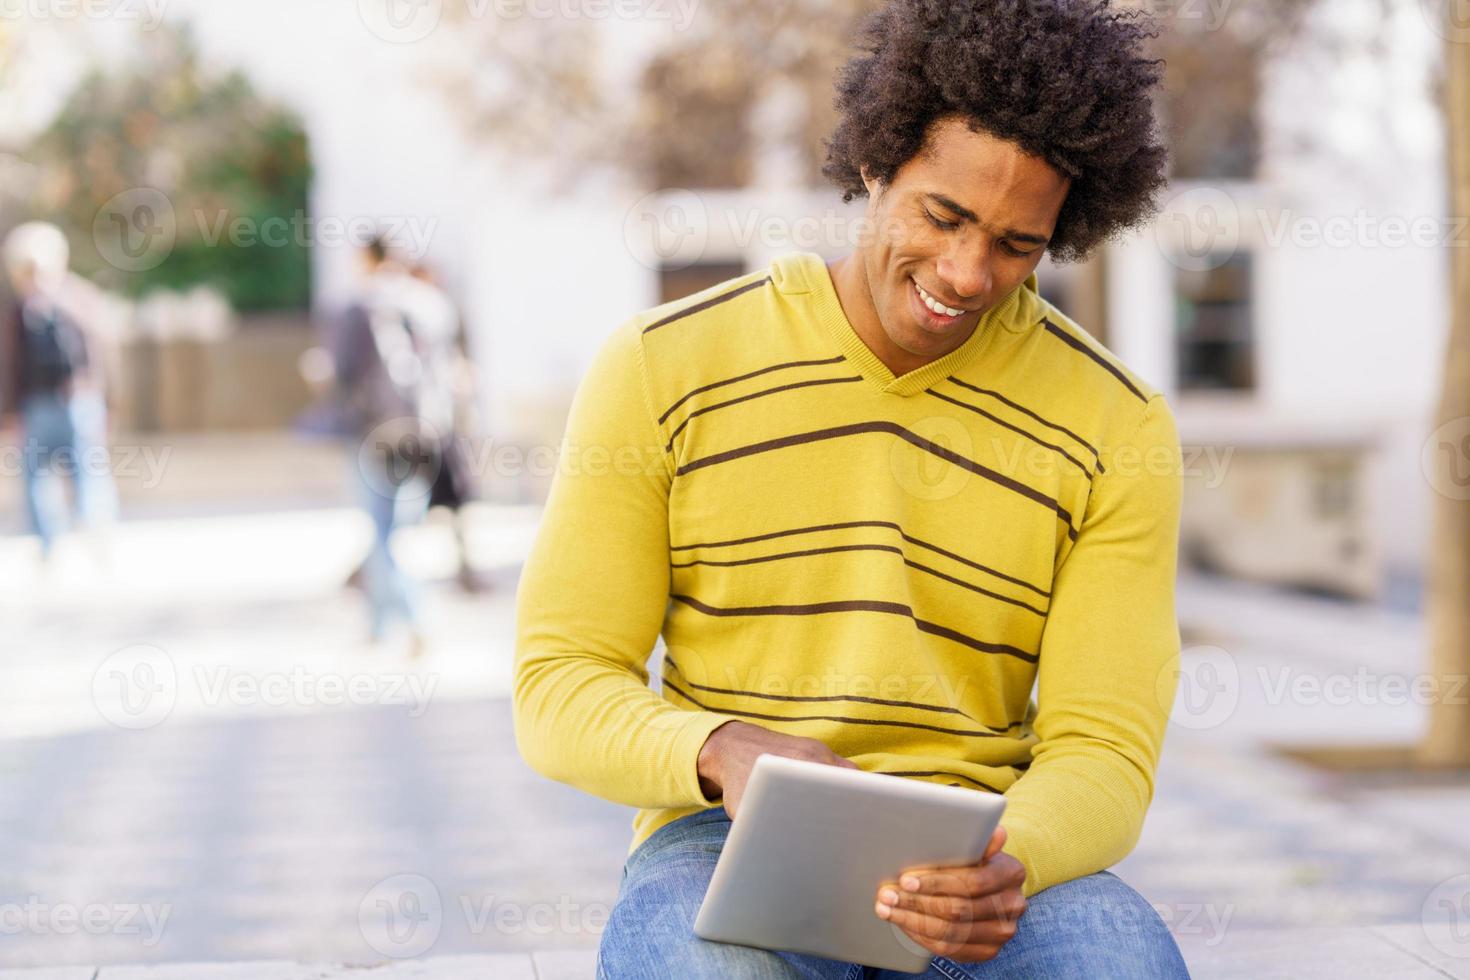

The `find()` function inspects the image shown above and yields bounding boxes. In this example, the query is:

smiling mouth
[912,279,971,319]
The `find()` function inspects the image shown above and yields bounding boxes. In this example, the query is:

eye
[1001,241,1036,258]
[923,209,959,231]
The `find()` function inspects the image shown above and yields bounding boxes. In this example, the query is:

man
[0,221,119,564]
[515,0,1188,975]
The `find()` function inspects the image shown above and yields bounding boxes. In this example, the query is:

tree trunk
[1420,29,1470,768]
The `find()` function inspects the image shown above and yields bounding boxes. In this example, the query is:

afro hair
[823,0,1170,263]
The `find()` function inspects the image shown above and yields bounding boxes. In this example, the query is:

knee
[597,912,797,980]
[597,860,801,980]
[1002,872,1189,978]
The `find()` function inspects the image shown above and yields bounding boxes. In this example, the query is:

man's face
[857,116,1071,362]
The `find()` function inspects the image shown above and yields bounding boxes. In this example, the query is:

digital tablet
[692,754,1008,973]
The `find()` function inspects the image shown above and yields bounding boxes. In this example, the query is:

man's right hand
[696,720,859,820]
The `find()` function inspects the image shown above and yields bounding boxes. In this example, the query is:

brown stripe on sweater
[661,679,1007,738]
[675,421,1079,542]
[1042,319,1147,403]
[926,389,1096,479]
[671,519,1051,599]
[944,376,1105,473]
[659,355,847,425]
[662,652,1023,734]
[641,277,771,335]
[671,542,1047,618]
[666,375,864,453]
[877,770,1007,794]
[669,593,1040,664]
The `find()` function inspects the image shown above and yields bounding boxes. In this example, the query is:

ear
[859,164,882,199]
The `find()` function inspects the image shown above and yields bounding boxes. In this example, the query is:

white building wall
[1104,229,1176,396]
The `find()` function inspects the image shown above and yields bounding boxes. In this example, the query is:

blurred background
[1,0,1469,975]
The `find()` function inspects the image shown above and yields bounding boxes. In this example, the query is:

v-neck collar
[788,251,1035,397]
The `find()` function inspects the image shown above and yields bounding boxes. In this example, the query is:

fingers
[875,880,1026,924]
[893,854,1026,900]
[875,898,1020,960]
[892,931,1009,964]
[871,851,1027,962]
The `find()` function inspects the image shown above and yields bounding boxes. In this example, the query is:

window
[1174,252,1255,392]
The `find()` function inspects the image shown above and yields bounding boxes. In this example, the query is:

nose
[935,242,992,304]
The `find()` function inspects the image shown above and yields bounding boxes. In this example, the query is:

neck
[826,253,950,378]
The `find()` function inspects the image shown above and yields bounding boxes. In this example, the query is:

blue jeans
[20,390,118,556]
[596,807,1190,979]
[355,451,428,639]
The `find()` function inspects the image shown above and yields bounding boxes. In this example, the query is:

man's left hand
[873,825,1027,963]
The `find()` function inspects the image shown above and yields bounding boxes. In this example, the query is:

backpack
[353,300,451,493]
[364,307,432,428]
[21,299,88,392]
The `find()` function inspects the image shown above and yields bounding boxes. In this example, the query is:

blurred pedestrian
[331,236,457,654]
[0,221,119,565]
[409,260,488,594]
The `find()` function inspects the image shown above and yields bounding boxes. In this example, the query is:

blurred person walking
[409,260,488,594]
[0,221,119,565]
[331,237,458,654]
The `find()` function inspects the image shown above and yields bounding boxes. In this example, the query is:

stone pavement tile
[94,965,333,979]
[317,956,538,978]
[91,960,541,979]
[1176,572,1426,676]
[0,698,630,968]
[530,950,597,980]
[1372,924,1470,979]
[1180,926,1453,979]
[1357,787,1470,856]
[1117,722,1470,935]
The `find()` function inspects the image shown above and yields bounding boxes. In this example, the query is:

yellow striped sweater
[513,250,1182,897]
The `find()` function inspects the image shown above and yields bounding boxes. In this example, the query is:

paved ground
[4,935,1469,980]
[3,478,1470,976]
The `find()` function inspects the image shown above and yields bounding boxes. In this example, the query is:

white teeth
[915,281,965,317]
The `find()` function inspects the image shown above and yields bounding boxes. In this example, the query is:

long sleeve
[1000,394,1183,897]
[512,321,745,809]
